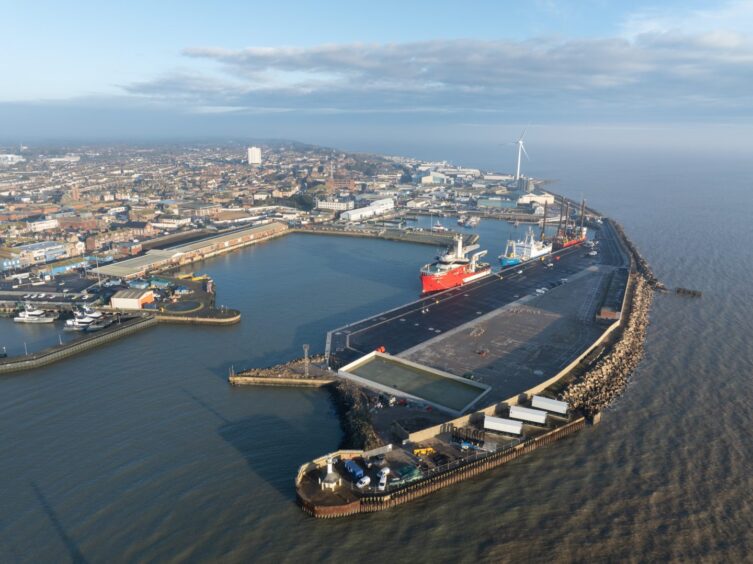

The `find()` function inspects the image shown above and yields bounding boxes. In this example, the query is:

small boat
[86,318,114,332]
[64,311,94,331]
[81,306,103,319]
[14,304,58,324]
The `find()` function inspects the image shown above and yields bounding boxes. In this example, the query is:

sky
[2,0,753,153]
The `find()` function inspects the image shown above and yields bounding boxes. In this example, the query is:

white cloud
[120,25,753,122]
[620,0,753,38]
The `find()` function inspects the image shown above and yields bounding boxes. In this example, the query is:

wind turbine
[514,128,529,181]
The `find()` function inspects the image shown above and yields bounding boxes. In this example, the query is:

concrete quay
[295,214,653,518]
[291,225,478,248]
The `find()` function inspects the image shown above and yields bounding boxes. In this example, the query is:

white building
[247,146,262,166]
[26,218,59,232]
[316,199,354,212]
[340,198,395,222]
[150,216,192,230]
[0,154,25,166]
[421,172,449,185]
[517,193,555,206]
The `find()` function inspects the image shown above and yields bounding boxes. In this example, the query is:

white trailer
[483,415,523,435]
[509,405,548,425]
[532,395,569,415]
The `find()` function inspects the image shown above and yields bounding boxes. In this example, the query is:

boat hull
[14,317,56,324]
[499,257,522,267]
[421,265,491,293]
[554,237,586,250]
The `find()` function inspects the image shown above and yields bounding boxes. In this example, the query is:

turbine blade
[521,143,530,160]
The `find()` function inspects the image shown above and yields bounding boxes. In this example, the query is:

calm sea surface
[1,148,752,562]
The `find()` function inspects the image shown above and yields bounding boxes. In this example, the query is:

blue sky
[2,0,752,150]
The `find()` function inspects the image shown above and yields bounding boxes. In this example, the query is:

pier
[0,314,156,374]
[293,204,655,518]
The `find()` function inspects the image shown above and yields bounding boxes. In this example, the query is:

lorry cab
[344,459,365,480]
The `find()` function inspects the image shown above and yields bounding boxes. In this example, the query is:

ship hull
[421,265,491,293]
[554,237,586,250]
[499,257,522,267]
[14,317,56,324]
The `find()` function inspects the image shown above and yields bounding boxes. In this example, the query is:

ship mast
[540,200,548,241]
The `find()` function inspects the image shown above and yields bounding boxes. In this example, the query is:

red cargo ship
[553,226,588,250]
[420,235,491,293]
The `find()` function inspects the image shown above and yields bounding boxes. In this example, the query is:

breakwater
[154,310,242,325]
[329,381,381,450]
[0,315,156,374]
[231,355,328,381]
[561,275,653,416]
[226,357,379,450]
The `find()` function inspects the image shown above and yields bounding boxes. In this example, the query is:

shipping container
[509,405,548,425]
[483,415,523,435]
[531,395,568,415]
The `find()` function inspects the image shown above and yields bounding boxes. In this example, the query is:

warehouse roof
[92,250,176,278]
[111,288,153,300]
[166,222,286,253]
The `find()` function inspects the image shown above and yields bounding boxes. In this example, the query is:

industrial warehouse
[92,222,288,279]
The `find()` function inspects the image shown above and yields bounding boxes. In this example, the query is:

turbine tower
[514,129,529,181]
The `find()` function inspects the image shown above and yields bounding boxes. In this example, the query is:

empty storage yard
[401,267,612,404]
[340,353,489,414]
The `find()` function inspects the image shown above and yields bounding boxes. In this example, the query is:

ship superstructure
[499,227,552,267]
[420,235,491,293]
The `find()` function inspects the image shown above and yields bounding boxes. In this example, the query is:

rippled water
[1,148,752,562]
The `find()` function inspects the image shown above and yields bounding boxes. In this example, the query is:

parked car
[356,476,371,489]
[378,474,388,492]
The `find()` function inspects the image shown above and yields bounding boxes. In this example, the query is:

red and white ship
[553,226,588,250]
[420,235,491,293]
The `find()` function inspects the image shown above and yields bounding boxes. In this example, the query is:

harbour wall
[153,312,242,325]
[290,226,476,247]
[229,376,334,387]
[0,315,157,374]
[297,417,586,518]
